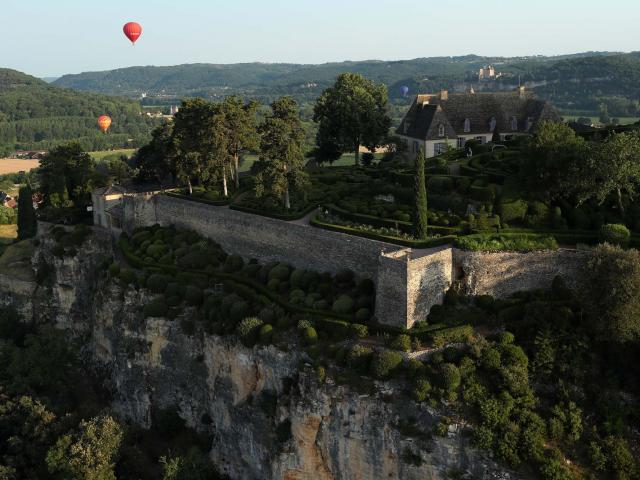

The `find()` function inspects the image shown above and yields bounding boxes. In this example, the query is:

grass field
[0,159,40,175]
[0,224,17,244]
[89,149,137,161]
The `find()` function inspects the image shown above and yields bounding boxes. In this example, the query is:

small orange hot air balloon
[123,22,143,45]
[98,115,112,133]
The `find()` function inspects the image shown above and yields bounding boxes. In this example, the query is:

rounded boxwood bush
[599,223,630,246]
[313,299,330,311]
[268,264,290,282]
[496,331,515,345]
[143,298,168,318]
[290,269,305,289]
[302,327,318,345]
[267,279,281,291]
[391,334,412,352]
[146,243,169,259]
[236,317,264,346]
[346,344,373,371]
[259,324,273,345]
[439,363,461,392]
[355,308,372,323]
[224,254,244,273]
[370,350,404,379]
[332,295,354,314]
[146,274,170,294]
[350,323,368,338]
[165,282,184,299]
[184,285,203,306]
[230,301,250,324]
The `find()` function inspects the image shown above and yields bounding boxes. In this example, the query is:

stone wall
[121,193,592,329]
[124,194,401,281]
[453,248,589,298]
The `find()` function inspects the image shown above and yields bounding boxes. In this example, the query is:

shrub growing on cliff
[346,344,373,372]
[411,377,432,402]
[236,317,264,346]
[599,223,630,246]
[144,298,169,318]
[146,274,170,294]
[439,363,461,392]
[332,295,354,314]
[370,350,404,379]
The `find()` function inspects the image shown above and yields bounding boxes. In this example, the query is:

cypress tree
[414,150,428,239]
[17,184,37,240]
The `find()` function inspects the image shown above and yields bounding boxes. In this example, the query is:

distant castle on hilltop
[478,65,502,81]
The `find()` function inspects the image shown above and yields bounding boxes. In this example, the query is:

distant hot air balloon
[98,115,112,133]
[123,22,143,45]
[400,85,410,97]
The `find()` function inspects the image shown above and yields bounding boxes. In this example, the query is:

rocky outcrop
[2,232,519,480]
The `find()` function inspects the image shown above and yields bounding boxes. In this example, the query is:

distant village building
[478,65,502,81]
[397,87,559,159]
[12,150,47,160]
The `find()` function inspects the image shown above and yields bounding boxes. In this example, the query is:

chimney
[518,85,526,98]
[440,90,449,101]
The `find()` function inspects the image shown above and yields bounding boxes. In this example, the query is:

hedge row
[310,217,458,249]
[324,204,459,237]
[165,191,233,207]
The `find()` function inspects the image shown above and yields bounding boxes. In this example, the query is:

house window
[438,124,445,137]
[435,143,448,155]
[475,136,485,145]
[510,116,518,131]
[489,117,497,132]
[464,118,471,133]
[413,141,419,154]
[526,117,534,131]
[457,138,466,148]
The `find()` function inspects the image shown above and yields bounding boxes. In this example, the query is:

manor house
[398,86,559,159]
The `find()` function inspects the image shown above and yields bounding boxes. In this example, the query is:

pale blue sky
[2,0,638,77]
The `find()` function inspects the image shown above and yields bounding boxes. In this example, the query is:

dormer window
[463,118,471,133]
[510,116,518,131]
[489,117,497,132]
[526,117,534,131]
[438,124,445,137]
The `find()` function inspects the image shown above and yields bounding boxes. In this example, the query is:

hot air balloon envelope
[98,115,112,133]
[123,22,143,44]
[400,85,410,97]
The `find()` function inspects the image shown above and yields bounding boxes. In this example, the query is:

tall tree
[217,96,259,190]
[134,123,175,186]
[413,150,429,239]
[313,73,391,165]
[17,183,37,240]
[255,97,308,210]
[38,143,96,209]
[172,99,229,196]
[577,130,640,215]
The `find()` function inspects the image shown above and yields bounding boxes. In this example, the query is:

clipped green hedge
[430,325,474,347]
[165,191,232,207]
[455,233,558,252]
[229,202,319,221]
[311,217,457,249]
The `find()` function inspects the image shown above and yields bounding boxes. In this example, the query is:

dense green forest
[53,52,640,118]
[0,69,159,155]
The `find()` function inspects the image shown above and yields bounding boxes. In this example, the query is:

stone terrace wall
[453,248,589,298]
[124,194,402,280]
[408,248,453,328]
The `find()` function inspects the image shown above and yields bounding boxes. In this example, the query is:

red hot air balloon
[123,22,143,45]
[98,115,112,133]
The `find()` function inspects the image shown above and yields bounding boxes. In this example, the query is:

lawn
[90,149,137,162]
[239,152,385,172]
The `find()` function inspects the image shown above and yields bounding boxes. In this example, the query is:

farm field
[0,159,40,175]
[0,224,17,245]
[89,149,137,161]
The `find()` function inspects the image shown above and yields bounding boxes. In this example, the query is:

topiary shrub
[268,264,290,282]
[370,350,404,379]
[230,301,250,324]
[355,308,372,323]
[350,323,368,338]
[496,331,515,345]
[144,298,168,318]
[599,223,630,247]
[316,318,350,341]
[290,269,306,289]
[391,334,412,352]
[236,317,264,346]
[302,327,318,345]
[224,254,244,273]
[146,274,170,294]
[259,324,273,345]
[498,200,528,224]
[439,363,461,392]
[345,344,372,370]
[184,285,203,306]
[332,295,354,314]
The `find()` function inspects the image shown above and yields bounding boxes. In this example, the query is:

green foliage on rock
[370,350,404,379]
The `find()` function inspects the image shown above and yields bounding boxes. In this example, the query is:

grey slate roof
[398,90,560,141]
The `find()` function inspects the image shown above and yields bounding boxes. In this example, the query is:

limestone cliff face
[3,233,518,480]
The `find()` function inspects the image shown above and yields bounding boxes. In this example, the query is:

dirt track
[0,159,40,175]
